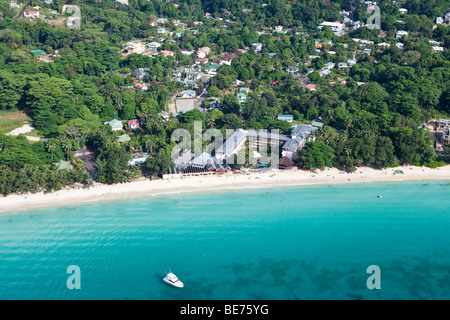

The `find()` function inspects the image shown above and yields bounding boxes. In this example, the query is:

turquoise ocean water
[0,180,449,300]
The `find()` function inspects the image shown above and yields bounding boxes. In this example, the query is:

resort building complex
[169,124,319,176]
[437,119,450,145]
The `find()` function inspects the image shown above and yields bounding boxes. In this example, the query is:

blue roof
[179,89,196,96]
[105,119,123,129]
[278,115,294,120]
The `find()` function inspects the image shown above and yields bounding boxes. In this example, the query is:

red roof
[220,52,239,61]
[128,119,140,125]
[272,80,279,85]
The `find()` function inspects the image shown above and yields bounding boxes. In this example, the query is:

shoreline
[1,165,450,214]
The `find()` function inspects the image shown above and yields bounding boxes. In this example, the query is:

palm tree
[46,140,57,162]
[59,135,73,158]
[145,115,163,135]
[142,135,158,154]
[206,114,215,129]
[344,115,354,131]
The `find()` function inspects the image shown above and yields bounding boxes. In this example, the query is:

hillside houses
[160,50,174,57]
[127,119,140,130]
[318,21,345,35]
[104,119,123,131]
[147,41,161,51]
[219,52,239,66]
[286,66,299,74]
[251,43,263,53]
[181,49,194,56]
[135,68,149,80]
[396,30,408,39]
[24,11,40,19]
[172,66,214,88]
[429,40,444,53]
[203,63,221,74]
[305,84,317,91]
[197,46,211,58]
[237,92,247,104]
[157,28,172,36]
[10,1,21,9]
[107,6,446,130]
[121,41,146,55]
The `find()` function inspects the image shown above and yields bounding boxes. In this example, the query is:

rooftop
[283,125,317,152]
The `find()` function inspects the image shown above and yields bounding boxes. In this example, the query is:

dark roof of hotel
[283,125,317,151]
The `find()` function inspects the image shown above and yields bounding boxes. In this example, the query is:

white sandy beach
[1,165,450,213]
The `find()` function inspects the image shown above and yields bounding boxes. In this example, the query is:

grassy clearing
[0,111,32,134]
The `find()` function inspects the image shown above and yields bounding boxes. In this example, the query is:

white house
[274,25,283,32]
[128,155,149,166]
[251,43,263,53]
[104,119,123,131]
[178,90,196,98]
[24,11,39,19]
[286,66,299,74]
[197,46,211,58]
[353,21,362,29]
[157,28,172,35]
[429,40,440,47]
[180,49,193,56]
[156,18,168,24]
[160,50,174,57]
[396,30,408,39]
[9,1,21,9]
[147,41,161,49]
[377,42,390,48]
[318,21,345,32]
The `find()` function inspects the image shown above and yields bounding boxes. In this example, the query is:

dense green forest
[0,0,449,195]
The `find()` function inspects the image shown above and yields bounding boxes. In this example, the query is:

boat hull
[163,277,184,288]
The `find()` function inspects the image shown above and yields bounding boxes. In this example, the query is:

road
[14,1,31,19]
[196,89,209,111]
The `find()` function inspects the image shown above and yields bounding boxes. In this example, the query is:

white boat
[163,271,184,288]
